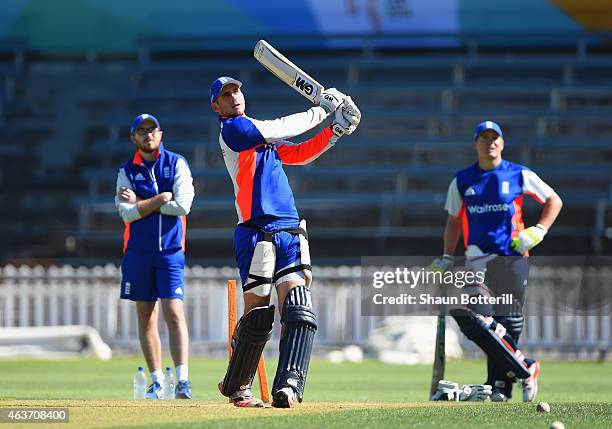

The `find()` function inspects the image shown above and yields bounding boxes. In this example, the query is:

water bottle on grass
[133,367,147,400]
[163,367,175,400]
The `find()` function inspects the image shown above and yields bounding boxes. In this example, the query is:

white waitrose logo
[464,187,476,196]
[163,167,171,178]
[466,203,510,214]
[502,181,510,194]
[125,282,131,295]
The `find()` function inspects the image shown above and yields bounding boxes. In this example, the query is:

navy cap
[130,114,161,134]
[474,121,503,140]
[210,76,242,103]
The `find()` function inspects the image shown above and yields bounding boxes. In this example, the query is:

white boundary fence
[0,264,610,358]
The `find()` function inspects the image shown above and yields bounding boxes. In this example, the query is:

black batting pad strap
[272,264,312,283]
[279,226,308,239]
[272,286,317,401]
[450,308,529,379]
[243,274,273,292]
[240,220,308,240]
[220,305,275,397]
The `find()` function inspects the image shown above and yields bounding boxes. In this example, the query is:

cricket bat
[254,39,324,103]
[429,313,446,400]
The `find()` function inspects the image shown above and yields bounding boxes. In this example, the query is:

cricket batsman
[210,76,361,407]
[430,121,563,402]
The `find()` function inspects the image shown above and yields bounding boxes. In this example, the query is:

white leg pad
[245,240,276,297]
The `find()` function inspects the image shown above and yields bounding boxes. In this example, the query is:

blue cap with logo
[473,120,503,140]
[210,76,242,103]
[130,113,161,134]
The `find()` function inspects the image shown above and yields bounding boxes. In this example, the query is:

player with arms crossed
[210,76,360,408]
[115,114,195,399]
[430,121,562,402]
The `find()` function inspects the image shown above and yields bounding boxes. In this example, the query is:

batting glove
[510,224,547,254]
[319,88,347,114]
[428,254,454,273]
[330,106,355,138]
[341,96,361,127]
[431,380,460,401]
[459,384,492,401]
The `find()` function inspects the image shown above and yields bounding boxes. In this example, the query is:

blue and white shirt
[444,160,555,255]
[115,143,194,253]
[218,106,337,229]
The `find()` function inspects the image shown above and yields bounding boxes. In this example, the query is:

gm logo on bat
[293,73,314,96]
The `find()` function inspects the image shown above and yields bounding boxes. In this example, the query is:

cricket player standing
[115,114,195,399]
[210,76,361,407]
[430,121,563,402]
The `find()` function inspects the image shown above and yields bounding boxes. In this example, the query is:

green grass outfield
[0,358,610,428]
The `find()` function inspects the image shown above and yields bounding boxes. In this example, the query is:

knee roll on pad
[220,305,275,396]
[272,285,317,401]
[450,308,530,379]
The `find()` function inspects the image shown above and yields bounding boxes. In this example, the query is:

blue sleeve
[221,116,267,152]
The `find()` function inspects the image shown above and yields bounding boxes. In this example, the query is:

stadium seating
[0,35,611,264]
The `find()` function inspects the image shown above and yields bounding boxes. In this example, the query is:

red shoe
[218,381,264,408]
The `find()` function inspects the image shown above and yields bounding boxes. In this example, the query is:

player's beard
[139,140,160,153]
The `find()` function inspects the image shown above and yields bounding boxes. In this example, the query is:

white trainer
[522,361,540,402]
[272,387,297,408]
